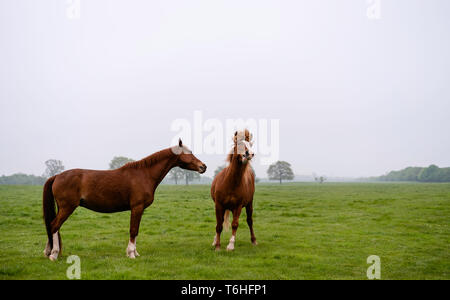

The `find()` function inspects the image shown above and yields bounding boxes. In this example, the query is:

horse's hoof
[226,244,235,251]
[49,255,57,261]
[252,241,258,246]
[44,242,52,257]
[215,246,221,251]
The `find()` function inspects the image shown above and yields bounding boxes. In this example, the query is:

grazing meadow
[0,183,448,279]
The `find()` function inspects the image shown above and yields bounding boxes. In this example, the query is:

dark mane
[121,148,174,170]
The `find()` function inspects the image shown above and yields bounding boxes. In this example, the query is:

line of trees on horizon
[371,165,450,183]
[0,159,65,185]
[2,157,449,186]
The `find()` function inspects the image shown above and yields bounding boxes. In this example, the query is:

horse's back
[52,168,133,212]
[52,168,86,194]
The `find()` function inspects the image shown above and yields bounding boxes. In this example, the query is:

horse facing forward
[211,130,257,251]
[43,139,206,260]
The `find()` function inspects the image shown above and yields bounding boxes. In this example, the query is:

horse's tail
[43,176,57,249]
[223,210,231,231]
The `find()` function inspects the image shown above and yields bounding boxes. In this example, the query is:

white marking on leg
[43,240,51,257]
[212,235,217,246]
[226,235,235,251]
[126,239,137,259]
[49,232,59,261]
[133,238,139,256]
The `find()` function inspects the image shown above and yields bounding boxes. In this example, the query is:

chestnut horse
[43,139,206,260]
[210,130,257,251]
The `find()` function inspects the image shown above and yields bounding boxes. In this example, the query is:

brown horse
[210,130,257,251]
[42,139,206,260]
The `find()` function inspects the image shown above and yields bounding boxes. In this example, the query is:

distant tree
[418,165,440,182]
[214,165,226,177]
[43,159,65,178]
[313,174,327,184]
[109,156,135,170]
[267,161,294,184]
[168,167,185,185]
[181,169,201,185]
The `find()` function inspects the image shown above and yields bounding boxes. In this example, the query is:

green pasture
[0,183,448,279]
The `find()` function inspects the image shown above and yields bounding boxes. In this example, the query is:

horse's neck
[224,157,248,187]
[131,151,178,191]
[149,156,178,187]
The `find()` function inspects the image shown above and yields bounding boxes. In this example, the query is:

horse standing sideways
[42,139,206,260]
[210,130,257,251]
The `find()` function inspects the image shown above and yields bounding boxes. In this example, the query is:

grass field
[0,183,448,280]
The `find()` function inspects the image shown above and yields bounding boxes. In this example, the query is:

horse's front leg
[127,205,144,259]
[227,206,242,251]
[213,204,225,251]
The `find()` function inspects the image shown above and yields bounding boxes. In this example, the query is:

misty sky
[1,0,449,179]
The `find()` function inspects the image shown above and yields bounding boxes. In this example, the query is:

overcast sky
[1,0,449,179]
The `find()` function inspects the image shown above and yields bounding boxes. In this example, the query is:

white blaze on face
[243,141,254,156]
[234,130,254,160]
[170,145,193,155]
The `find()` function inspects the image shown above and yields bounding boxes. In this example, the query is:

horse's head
[231,129,255,164]
[171,139,207,174]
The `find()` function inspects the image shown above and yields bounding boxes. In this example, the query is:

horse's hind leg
[227,206,242,251]
[246,203,257,245]
[49,205,76,261]
[43,240,52,257]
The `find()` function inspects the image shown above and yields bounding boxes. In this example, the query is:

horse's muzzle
[198,164,207,174]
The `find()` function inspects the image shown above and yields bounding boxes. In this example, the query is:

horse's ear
[178,138,183,147]
[234,131,238,137]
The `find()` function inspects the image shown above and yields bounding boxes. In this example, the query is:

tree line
[0,159,64,185]
[0,157,297,185]
[18,156,450,185]
[7,156,449,185]
[373,165,450,182]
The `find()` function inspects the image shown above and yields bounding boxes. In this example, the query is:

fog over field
[1,0,449,179]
